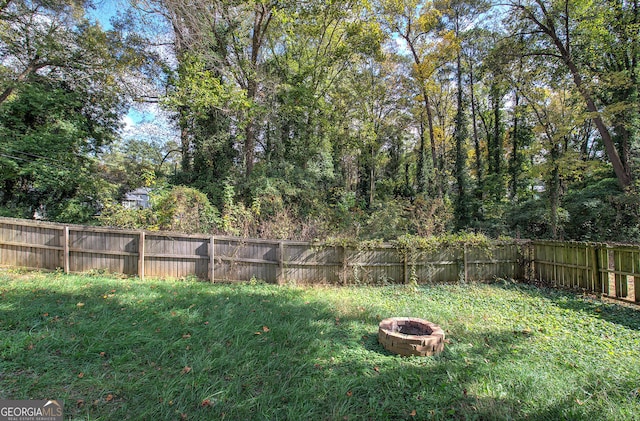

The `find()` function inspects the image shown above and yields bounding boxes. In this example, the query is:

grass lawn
[0,270,639,420]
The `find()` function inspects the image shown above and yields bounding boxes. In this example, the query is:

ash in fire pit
[378,317,444,356]
[397,320,433,336]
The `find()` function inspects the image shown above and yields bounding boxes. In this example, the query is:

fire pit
[378,317,445,356]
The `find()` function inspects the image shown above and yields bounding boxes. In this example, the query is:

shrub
[153,186,219,234]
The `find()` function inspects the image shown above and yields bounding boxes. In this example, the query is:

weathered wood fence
[0,217,522,284]
[532,241,639,303]
[0,217,638,304]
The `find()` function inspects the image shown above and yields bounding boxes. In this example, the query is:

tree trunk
[509,90,520,199]
[518,0,632,188]
[469,60,484,196]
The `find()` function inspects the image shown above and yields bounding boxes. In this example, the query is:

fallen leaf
[105,394,113,402]
[77,372,84,378]
[43,313,49,317]
[76,399,84,408]
[373,366,380,372]
[99,352,106,357]
[410,409,417,417]
[27,343,34,350]
[181,366,192,375]
[201,399,212,407]
[254,331,262,335]
[262,326,270,332]
[346,390,353,397]
[182,333,191,339]
[76,302,85,307]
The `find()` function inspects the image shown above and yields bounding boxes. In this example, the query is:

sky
[88,0,174,142]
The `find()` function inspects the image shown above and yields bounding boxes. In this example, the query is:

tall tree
[378,0,457,196]
[438,0,489,229]
[508,0,632,189]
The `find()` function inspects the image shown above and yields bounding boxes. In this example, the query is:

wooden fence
[532,241,639,303]
[0,217,638,304]
[0,217,523,285]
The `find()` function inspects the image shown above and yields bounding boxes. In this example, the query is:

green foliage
[394,232,492,255]
[562,179,640,242]
[506,198,565,240]
[98,202,157,230]
[0,80,121,222]
[153,186,220,234]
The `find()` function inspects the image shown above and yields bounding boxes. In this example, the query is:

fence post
[525,242,534,282]
[209,236,215,283]
[627,248,636,302]
[340,245,351,284]
[63,226,70,273]
[462,244,468,283]
[607,247,616,297]
[403,251,409,284]
[138,231,145,280]
[278,241,284,285]
[590,245,599,293]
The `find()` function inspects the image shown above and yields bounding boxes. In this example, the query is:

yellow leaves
[416,7,442,32]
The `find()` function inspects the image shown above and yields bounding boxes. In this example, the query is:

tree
[438,0,490,229]
[508,0,632,189]
[0,0,158,220]
[377,0,457,196]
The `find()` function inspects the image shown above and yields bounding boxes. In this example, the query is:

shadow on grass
[0,275,637,420]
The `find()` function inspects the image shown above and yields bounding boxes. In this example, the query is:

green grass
[0,270,639,420]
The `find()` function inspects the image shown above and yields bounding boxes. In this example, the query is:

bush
[154,186,220,234]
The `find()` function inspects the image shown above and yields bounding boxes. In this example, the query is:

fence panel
[213,237,279,282]
[346,247,404,284]
[532,241,638,304]
[408,248,461,283]
[145,233,209,279]
[283,244,342,284]
[467,243,522,281]
[69,228,139,275]
[0,219,62,270]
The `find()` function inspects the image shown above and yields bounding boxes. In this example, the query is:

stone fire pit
[378,317,445,356]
